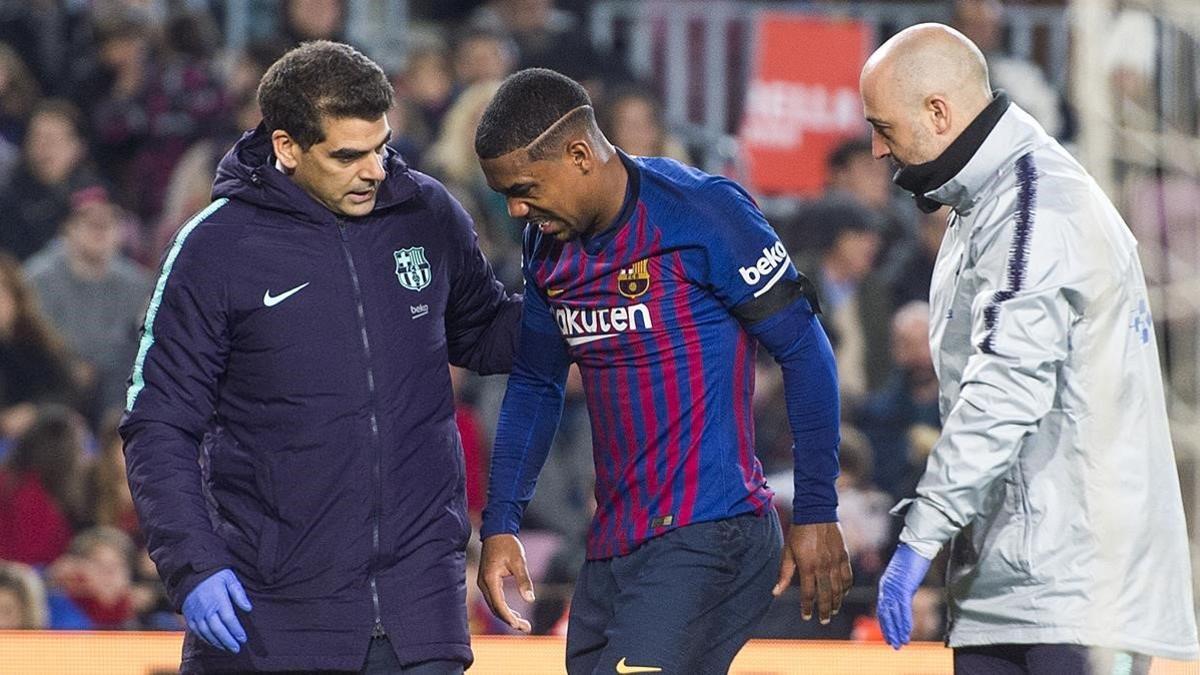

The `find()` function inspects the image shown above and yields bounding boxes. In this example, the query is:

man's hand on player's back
[478,534,536,633]
[772,522,853,624]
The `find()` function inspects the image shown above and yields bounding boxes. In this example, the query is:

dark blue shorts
[565,509,783,675]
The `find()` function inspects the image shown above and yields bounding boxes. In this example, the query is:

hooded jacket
[896,101,1198,659]
[121,124,521,671]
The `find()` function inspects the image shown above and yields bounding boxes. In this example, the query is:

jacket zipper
[337,220,385,638]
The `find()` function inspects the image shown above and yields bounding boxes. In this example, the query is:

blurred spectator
[469,0,615,85]
[0,0,68,96]
[875,205,948,311]
[425,79,522,286]
[0,41,41,146]
[26,187,152,422]
[825,138,916,256]
[0,405,87,566]
[151,87,263,262]
[785,197,887,403]
[452,28,518,88]
[47,526,149,629]
[86,410,139,537]
[400,37,457,143]
[521,365,595,541]
[0,99,98,262]
[598,84,691,163]
[834,427,891,581]
[750,352,790,474]
[0,253,80,439]
[854,301,940,501]
[280,0,347,45]
[0,561,48,629]
[1105,8,1156,128]
[953,0,1070,140]
[86,8,227,225]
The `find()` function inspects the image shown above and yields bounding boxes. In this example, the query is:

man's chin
[339,199,376,217]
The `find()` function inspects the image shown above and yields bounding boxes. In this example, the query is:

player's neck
[590,155,630,236]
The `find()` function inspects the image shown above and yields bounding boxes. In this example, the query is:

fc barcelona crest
[617,259,650,299]
[394,247,431,291]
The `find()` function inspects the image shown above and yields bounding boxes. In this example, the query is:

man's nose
[362,153,386,182]
[507,198,529,219]
[871,131,891,160]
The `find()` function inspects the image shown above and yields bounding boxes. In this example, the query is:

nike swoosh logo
[263,282,310,307]
[546,288,566,297]
[616,658,662,674]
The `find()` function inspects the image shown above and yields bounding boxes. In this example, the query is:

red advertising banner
[740,14,871,196]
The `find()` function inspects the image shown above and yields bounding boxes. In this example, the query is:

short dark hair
[474,68,593,160]
[257,40,393,149]
[826,137,873,172]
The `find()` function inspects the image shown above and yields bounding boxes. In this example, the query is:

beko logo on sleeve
[737,240,790,297]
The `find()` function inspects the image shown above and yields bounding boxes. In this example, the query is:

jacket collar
[893,92,1050,215]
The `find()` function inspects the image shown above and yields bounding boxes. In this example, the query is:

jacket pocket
[996,466,1034,578]
[255,516,281,585]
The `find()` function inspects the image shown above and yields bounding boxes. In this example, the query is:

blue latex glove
[182,568,253,653]
[876,543,933,649]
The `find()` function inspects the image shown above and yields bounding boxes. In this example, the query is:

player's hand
[182,568,252,652]
[876,543,933,649]
[773,522,853,624]
[478,533,535,633]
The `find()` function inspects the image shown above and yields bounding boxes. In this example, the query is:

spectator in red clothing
[0,404,88,566]
[47,526,146,630]
[450,366,488,521]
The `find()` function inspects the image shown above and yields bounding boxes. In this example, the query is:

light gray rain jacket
[898,103,1199,660]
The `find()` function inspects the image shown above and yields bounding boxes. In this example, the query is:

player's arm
[478,262,571,632]
[694,177,850,624]
[737,282,850,624]
[121,226,238,611]
[898,217,1073,559]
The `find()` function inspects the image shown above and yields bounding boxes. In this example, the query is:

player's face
[860,72,941,168]
[274,115,391,217]
[480,147,593,242]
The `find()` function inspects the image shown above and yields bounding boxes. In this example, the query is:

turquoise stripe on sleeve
[125,198,229,411]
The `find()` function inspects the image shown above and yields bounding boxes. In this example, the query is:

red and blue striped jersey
[483,152,834,559]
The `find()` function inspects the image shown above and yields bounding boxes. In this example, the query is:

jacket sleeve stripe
[125,198,229,411]
[979,153,1038,355]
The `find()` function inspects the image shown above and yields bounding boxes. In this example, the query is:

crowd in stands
[0,0,1082,643]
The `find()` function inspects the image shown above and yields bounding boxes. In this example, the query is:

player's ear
[568,138,593,174]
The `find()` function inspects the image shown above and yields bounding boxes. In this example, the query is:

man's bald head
[860,23,993,167]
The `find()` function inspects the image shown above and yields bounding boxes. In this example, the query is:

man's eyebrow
[328,130,392,160]
[866,117,889,127]
[329,147,369,160]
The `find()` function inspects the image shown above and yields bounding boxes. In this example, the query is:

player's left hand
[773,522,852,624]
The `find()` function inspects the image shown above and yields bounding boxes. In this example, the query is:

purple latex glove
[876,543,933,649]
[182,568,253,652]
